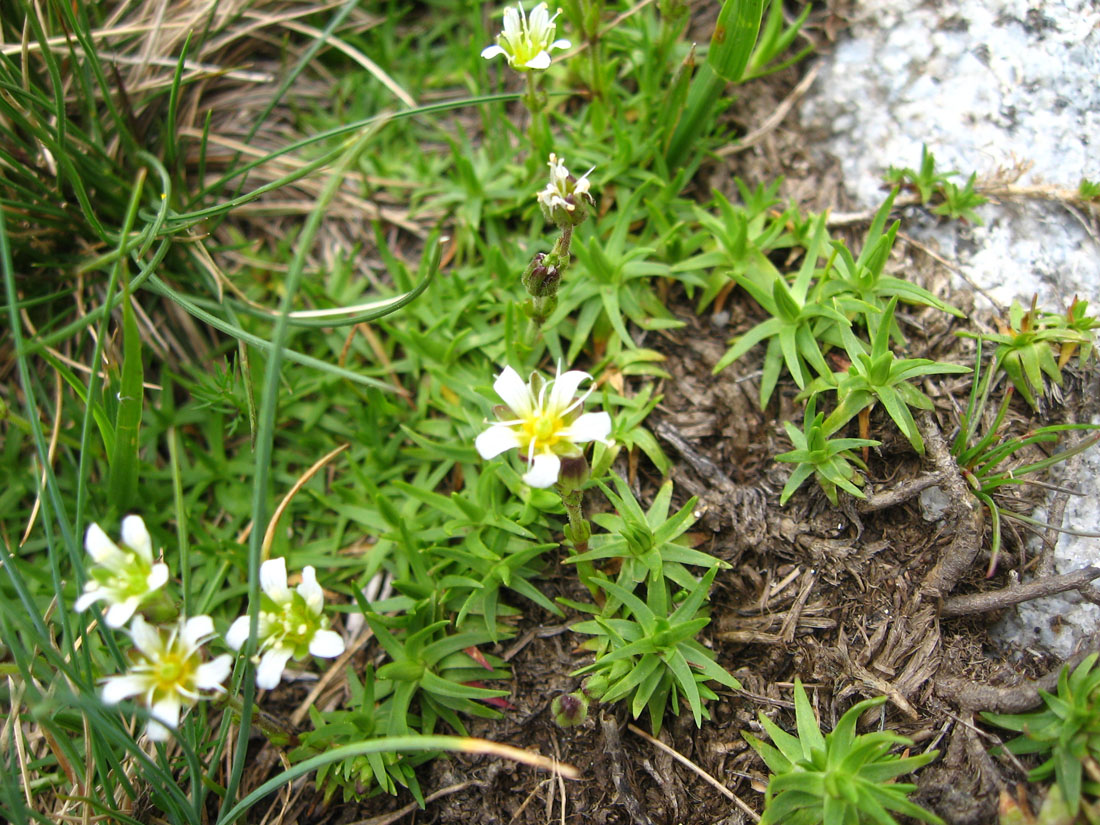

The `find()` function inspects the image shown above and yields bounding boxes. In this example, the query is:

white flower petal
[101,674,148,705]
[476,425,523,459]
[525,50,552,70]
[120,515,152,562]
[547,370,592,414]
[84,523,119,564]
[493,367,535,417]
[225,615,251,651]
[197,655,233,691]
[256,646,295,690]
[146,563,169,592]
[151,695,182,731]
[74,589,104,614]
[481,44,506,59]
[528,2,549,29]
[502,6,521,38]
[523,452,561,488]
[181,615,215,649]
[145,719,172,742]
[260,558,290,604]
[561,411,612,444]
[105,598,140,629]
[309,629,345,658]
[129,616,162,656]
[550,38,571,50]
[297,566,324,615]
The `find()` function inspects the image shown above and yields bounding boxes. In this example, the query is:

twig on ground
[858,471,946,512]
[656,420,739,496]
[936,650,1100,712]
[834,629,922,720]
[718,62,822,156]
[941,566,1100,617]
[346,781,480,825]
[898,231,1006,313]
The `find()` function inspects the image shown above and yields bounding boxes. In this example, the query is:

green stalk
[559,488,599,599]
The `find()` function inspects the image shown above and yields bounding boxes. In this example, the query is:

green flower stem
[559,487,600,600]
[552,224,574,258]
[587,39,603,100]
[525,300,554,342]
[523,72,550,158]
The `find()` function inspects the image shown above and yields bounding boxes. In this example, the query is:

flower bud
[522,253,562,298]
[581,672,610,700]
[551,691,589,727]
[556,454,590,493]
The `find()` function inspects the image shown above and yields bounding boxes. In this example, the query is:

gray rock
[799,0,1100,656]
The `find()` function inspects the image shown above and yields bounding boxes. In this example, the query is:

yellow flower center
[524,413,563,448]
[153,651,191,692]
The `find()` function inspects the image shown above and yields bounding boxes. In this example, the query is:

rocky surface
[800,0,1100,658]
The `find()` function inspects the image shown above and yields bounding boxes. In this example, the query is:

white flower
[481,2,571,71]
[226,558,345,690]
[537,154,594,226]
[476,365,612,488]
[101,615,231,742]
[75,516,170,628]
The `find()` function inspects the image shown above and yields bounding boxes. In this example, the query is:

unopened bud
[581,672,609,700]
[557,454,590,493]
[523,254,562,298]
[551,691,589,727]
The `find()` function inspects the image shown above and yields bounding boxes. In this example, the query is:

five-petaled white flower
[226,558,346,690]
[476,365,612,488]
[537,153,594,226]
[75,516,170,628]
[101,615,231,742]
[481,2,571,71]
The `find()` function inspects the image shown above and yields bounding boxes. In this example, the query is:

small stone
[918,485,952,522]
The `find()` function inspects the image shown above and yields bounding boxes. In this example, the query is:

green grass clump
[984,654,1100,817]
[744,679,944,825]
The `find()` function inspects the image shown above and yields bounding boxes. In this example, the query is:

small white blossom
[476,365,612,488]
[75,516,169,628]
[226,558,345,690]
[481,2,571,71]
[537,154,594,226]
[101,615,231,742]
